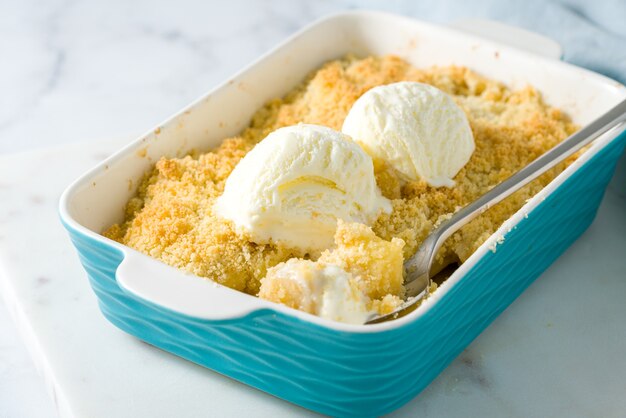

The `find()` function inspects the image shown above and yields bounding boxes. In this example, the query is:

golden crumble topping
[104,55,578,312]
[318,221,405,301]
[259,221,406,318]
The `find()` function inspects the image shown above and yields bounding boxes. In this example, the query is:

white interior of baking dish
[60,11,626,332]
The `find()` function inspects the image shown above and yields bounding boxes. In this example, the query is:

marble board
[0,138,625,417]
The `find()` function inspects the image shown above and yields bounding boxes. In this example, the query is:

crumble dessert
[259,221,405,323]
[215,124,390,254]
[104,55,578,322]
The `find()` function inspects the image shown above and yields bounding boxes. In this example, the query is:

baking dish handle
[449,18,562,60]
[116,249,266,320]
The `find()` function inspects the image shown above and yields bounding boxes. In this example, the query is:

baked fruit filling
[104,55,579,324]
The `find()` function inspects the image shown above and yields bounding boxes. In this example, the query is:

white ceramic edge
[115,249,286,320]
[415,122,626,313]
[449,18,563,59]
[59,10,626,334]
[114,120,626,333]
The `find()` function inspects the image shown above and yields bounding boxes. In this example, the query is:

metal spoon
[367,98,626,324]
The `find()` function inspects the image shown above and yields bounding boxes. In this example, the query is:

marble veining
[2,0,626,154]
[2,127,626,418]
[36,276,51,286]
[457,350,490,390]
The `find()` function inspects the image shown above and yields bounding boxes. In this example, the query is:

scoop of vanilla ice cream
[342,81,475,187]
[258,259,372,324]
[215,124,391,253]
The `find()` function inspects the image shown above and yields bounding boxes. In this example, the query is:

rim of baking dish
[60,10,626,334]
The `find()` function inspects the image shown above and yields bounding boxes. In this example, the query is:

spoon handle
[404,98,626,297]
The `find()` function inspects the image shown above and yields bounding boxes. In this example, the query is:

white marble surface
[1,1,626,417]
[2,138,626,418]
[4,0,626,155]
[1,136,626,418]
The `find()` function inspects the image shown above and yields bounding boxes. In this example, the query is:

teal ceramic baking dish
[59,11,626,417]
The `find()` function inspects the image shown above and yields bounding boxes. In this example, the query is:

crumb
[104,55,579,307]
[370,294,405,315]
[319,220,405,300]
[258,259,320,313]
[259,222,405,317]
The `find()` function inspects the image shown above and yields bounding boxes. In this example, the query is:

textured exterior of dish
[60,10,626,417]
[63,131,626,417]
